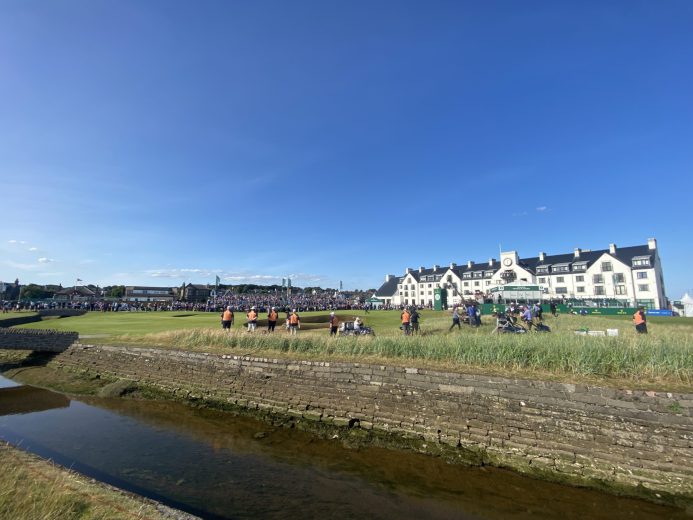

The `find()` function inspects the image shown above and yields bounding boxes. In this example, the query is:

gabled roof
[521,244,652,272]
[375,276,399,297]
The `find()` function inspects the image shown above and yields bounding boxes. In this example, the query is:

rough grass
[0,442,173,519]
[16,310,693,390]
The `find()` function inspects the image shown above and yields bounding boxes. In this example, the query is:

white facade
[377,239,668,309]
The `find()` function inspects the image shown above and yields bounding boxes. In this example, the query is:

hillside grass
[0,442,175,519]
[16,310,692,390]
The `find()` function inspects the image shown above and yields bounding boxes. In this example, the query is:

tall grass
[0,443,165,519]
[117,325,692,387]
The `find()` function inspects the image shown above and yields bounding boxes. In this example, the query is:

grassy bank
[0,442,190,520]
[15,310,693,390]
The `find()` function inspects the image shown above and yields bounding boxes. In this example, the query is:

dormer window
[463,272,472,279]
[632,256,651,267]
[536,265,549,274]
[552,264,569,273]
[473,272,483,278]
[573,262,587,271]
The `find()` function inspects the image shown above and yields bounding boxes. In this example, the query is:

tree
[19,284,53,300]
[106,285,125,298]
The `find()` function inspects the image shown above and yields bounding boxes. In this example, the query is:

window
[632,258,651,267]
[537,267,549,274]
[637,272,648,279]
[594,286,605,295]
[613,273,625,284]
[615,285,627,295]
[538,277,545,283]
[556,277,564,283]
[485,281,491,286]
[473,272,483,278]
[593,274,604,284]
[463,282,469,287]
[463,273,471,279]
[474,281,480,287]
[638,284,650,292]
[573,263,586,271]
[575,275,584,282]
[576,286,585,293]
[427,283,431,288]
[556,287,568,294]
[553,265,569,273]
[601,262,613,272]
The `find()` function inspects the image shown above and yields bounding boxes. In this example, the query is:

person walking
[246,306,258,332]
[449,306,461,331]
[410,306,420,335]
[267,306,278,333]
[289,309,301,335]
[400,307,411,336]
[466,302,477,328]
[521,305,534,331]
[329,311,339,336]
[221,306,234,330]
[633,306,648,334]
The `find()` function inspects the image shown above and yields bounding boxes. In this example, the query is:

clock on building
[503,258,513,267]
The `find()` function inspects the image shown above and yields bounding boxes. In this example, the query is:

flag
[288,278,292,288]
[215,275,220,288]
[282,278,285,288]
[339,280,343,291]
[76,278,83,283]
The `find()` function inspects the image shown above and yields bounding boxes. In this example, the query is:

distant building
[53,286,96,301]
[181,283,212,302]
[376,239,667,309]
[0,279,20,300]
[124,286,174,303]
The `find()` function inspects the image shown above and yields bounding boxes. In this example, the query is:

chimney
[433,264,439,272]
[539,252,545,262]
[449,262,456,269]
[488,258,494,267]
[467,260,473,268]
[609,243,616,254]
[418,266,424,273]
[405,267,412,274]
[385,274,392,282]
[647,238,657,250]
[574,248,581,259]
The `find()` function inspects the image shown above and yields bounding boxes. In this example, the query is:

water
[0,375,686,519]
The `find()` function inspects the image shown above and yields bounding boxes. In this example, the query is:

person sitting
[354,316,362,331]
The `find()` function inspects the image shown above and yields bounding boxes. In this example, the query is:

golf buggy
[339,321,375,336]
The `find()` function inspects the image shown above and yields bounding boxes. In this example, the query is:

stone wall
[38,309,87,318]
[0,314,42,328]
[54,344,693,502]
[0,329,79,352]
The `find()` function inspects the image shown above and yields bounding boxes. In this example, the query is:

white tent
[679,293,693,317]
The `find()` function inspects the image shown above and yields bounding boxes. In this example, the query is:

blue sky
[1,1,692,298]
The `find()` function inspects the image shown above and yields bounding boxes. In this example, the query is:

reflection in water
[0,386,70,416]
[0,376,686,520]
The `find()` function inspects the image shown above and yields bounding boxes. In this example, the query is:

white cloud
[536,206,548,212]
[28,247,38,251]
[8,240,17,244]
[37,257,55,264]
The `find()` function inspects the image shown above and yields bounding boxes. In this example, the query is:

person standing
[221,306,234,330]
[400,307,411,336]
[267,306,278,333]
[633,306,648,334]
[246,306,257,332]
[466,302,476,328]
[550,301,557,317]
[289,309,300,335]
[329,311,339,336]
[449,306,461,331]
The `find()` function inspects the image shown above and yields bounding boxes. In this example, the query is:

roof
[375,276,399,297]
[392,243,654,280]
